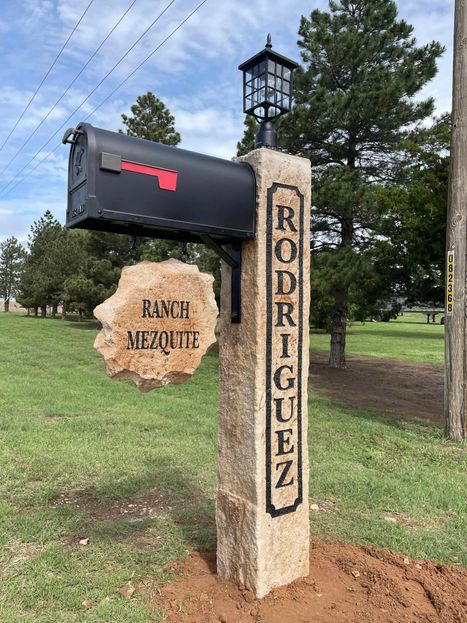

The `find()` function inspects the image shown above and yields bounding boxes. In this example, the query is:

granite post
[217,148,311,598]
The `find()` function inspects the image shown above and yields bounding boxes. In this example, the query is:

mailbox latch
[62,127,83,145]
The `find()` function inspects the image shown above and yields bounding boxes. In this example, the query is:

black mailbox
[64,122,256,243]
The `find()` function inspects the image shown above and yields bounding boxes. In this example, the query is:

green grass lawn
[311,313,445,364]
[0,313,463,622]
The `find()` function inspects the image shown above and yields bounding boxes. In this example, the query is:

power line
[0,0,138,180]
[0,0,177,196]
[0,0,209,200]
[0,0,96,155]
[84,0,209,122]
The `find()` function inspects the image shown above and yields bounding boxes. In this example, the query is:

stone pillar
[217,148,311,598]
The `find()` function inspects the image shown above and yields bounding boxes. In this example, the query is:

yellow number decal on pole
[446,250,455,316]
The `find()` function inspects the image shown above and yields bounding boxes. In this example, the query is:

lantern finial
[266,33,272,49]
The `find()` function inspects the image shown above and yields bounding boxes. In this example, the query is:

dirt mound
[310,352,443,423]
[152,539,467,623]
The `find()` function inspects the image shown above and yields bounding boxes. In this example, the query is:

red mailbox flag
[121,159,178,192]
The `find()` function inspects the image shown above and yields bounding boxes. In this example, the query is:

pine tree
[0,237,25,312]
[64,257,120,320]
[17,211,62,315]
[121,91,181,145]
[16,212,83,317]
[375,114,450,307]
[280,0,444,368]
[237,116,259,156]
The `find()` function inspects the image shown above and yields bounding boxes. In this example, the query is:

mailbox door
[68,130,90,223]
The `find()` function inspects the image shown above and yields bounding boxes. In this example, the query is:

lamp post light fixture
[239,34,299,149]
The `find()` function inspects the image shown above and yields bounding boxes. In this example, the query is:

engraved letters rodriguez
[266,183,304,517]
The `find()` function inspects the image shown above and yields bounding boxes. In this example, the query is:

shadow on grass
[345,328,443,340]
[66,320,101,331]
[394,320,443,326]
[324,396,444,439]
[58,457,216,551]
[15,314,100,330]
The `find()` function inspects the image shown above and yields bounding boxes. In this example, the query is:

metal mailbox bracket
[200,235,241,324]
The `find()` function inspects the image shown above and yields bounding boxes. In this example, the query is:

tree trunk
[78,310,82,322]
[27,307,31,316]
[328,216,353,369]
[328,287,348,368]
[34,307,38,317]
[4,299,9,312]
[61,303,66,321]
[40,305,47,317]
[51,303,57,318]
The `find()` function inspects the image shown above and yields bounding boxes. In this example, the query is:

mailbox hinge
[199,235,241,324]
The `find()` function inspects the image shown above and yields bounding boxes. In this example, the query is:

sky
[0,0,455,243]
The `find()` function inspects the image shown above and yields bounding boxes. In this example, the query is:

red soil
[152,539,467,623]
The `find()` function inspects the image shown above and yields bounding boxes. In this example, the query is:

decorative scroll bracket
[199,234,241,324]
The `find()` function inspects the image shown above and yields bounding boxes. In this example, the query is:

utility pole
[445,0,467,440]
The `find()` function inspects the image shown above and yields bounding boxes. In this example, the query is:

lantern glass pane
[267,87,275,100]
[268,73,276,88]
[268,59,276,73]
[283,80,291,95]
[283,67,291,81]
[259,60,266,75]
[259,74,266,88]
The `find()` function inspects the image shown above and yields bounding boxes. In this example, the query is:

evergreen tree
[62,231,132,318]
[0,237,25,312]
[237,116,258,156]
[17,211,62,315]
[121,91,181,145]
[280,0,444,367]
[376,114,450,307]
[17,212,83,317]
[64,257,120,320]
[86,231,134,269]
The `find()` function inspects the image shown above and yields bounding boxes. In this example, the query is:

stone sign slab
[94,259,218,392]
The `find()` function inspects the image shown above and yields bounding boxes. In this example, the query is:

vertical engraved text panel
[266,183,304,517]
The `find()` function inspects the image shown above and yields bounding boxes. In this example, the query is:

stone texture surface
[94,259,218,392]
[217,148,311,598]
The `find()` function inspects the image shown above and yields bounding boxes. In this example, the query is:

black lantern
[239,34,298,148]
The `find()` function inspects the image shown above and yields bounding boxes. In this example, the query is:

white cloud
[0,193,65,243]
[172,105,240,159]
